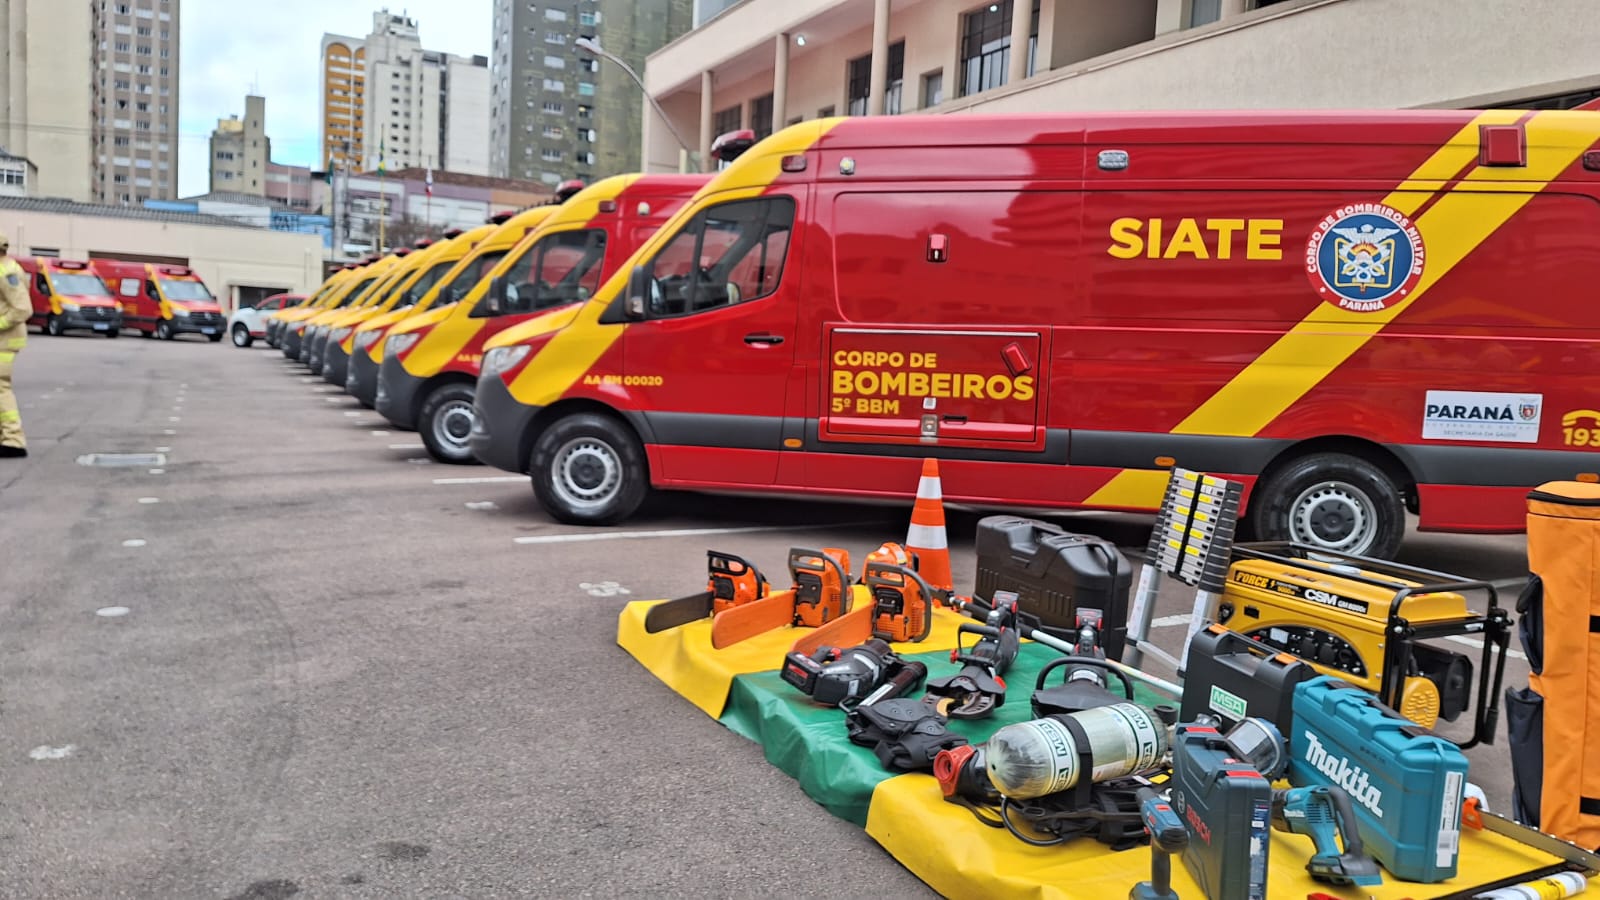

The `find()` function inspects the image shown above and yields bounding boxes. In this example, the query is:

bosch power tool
[1130,787,1188,900]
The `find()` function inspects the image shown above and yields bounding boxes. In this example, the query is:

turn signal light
[598,200,618,213]
[1154,456,1176,467]
[1577,472,1599,483]
[781,154,807,173]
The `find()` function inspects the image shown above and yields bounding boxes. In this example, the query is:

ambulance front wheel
[1249,452,1405,560]
[530,412,649,526]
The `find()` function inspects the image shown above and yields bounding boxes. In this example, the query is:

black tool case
[1178,624,1315,739]
[973,515,1132,657]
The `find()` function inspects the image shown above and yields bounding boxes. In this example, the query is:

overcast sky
[176,1,493,198]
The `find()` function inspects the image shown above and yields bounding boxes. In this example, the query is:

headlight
[330,326,352,341]
[482,345,531,377]
[61,301,80,312]
[385,332,420,358]
[172,306,191,317]
[355,330,382,349]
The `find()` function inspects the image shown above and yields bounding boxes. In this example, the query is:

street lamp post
[574,36,698,172]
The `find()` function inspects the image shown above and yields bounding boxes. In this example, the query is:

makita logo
[1425,403,1514,421]
[1304,732,1384,819]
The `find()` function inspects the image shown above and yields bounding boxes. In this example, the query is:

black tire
[141,327,153,339]
[105,327,119,339]
[156,320,173,340]
[529,412,649,526]
[208,332,223,343]
[46,315,64,336]
[231,324,252,348]
[1249,452,1406,560]
[418,382,480,465]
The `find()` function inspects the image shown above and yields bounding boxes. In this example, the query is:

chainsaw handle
[707,550,768,600]
[864,561,935,642]
[789,547,852,612]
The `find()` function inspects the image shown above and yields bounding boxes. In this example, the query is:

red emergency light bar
[555,179,586,202]
[157,265,193,276]
[413,238,434,249]
[441,228,465,239]
[712,129,757,163]
[52,260,89,270]
[487,210,515,225]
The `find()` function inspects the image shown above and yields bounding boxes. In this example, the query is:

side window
[503,229,608,315]
[34,273,48,294]
[118,278,140,298]
[145,280,159,301]
[398,262,452,309]
[641,197,795,318]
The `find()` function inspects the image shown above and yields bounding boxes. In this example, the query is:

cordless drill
[1271,786,1383,887]
[1131,787,1188,900]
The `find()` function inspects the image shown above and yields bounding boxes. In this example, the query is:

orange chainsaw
[790,546,936,657]
[642,550,771,634]
[709,547,853,650]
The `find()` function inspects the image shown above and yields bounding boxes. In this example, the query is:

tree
[382,213,431,252]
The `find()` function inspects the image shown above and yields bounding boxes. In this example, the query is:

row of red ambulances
[22,258,224,340]
[442,110,1600,560]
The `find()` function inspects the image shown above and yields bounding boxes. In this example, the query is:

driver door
[622,191,802,485]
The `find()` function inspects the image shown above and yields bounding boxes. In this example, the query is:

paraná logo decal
[1305,202,1426,312]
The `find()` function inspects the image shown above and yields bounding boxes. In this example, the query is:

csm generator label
[1422,390,1542,443]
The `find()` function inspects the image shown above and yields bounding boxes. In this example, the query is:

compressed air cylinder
[1473,873,1587,899]
[983,702,1168,800]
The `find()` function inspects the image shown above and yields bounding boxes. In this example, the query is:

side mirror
[625,265,649,321]
[473,276,505,318]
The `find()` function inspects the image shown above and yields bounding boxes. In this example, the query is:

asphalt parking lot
[1,333,1538,899]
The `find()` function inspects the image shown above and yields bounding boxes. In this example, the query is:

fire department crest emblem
[1305,202,1426,313]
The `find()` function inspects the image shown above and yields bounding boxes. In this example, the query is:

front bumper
[468,371,538,474]
[348,348,380,406]
[308,331,329,372]
[61,307,122,332]
[375,358,424,430]
[169,311,226,336]
[283,327,304,359]
[323,343,351,387]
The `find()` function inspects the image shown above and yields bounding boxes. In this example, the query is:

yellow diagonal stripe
[1088,110,1600,508]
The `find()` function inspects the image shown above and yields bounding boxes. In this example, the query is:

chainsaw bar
[642,591,715,633]
[1464,798,1600,874]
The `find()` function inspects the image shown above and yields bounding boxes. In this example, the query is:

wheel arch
[1254,435,1420,515]
[412,370,477,426]
[520,398,652,479]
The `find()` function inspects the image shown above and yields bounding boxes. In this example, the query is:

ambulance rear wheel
[419,383,479,465]
[1250,453,1404,560]
[531,412,648,526]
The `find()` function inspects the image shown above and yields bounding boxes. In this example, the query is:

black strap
[1580,796,1600,817]
[845,699,968,772]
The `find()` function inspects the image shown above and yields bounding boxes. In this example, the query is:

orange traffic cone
[905,458,953,603]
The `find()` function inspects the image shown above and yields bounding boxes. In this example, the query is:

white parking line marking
[1443,634,1526,661]
[580,581,631,597]
[148,468,165,475]
[122,539,146,548]
[370,430,391,437]
[137,497,159,504]
[29,745,75,761]
[513,524,858,545]
[465,501,499,511]
[407,457,432,465]
[389,443,425,451]
[434,476,523,485]
[162,429,177,435]
[313,387,337,393]
[325,397,341,403]
[155,446,171,452]
[1150,614,1192,628]
[344,411,362,417]
[96,607,131,617]
[168,416,180,422]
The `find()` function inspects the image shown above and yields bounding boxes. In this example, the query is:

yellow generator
[1217,542,1510,747]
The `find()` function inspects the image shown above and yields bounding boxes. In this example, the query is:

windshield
[434,250,508,307]
[337,278,378,308]
[396,261,453,310]
[50,272,111,297]
[495,229,608,316]
[160,279,214,302]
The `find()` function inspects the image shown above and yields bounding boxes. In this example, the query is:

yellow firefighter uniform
[0,232,29,456]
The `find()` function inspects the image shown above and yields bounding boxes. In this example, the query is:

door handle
[743,332,784,345]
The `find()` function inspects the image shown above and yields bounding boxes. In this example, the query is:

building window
[544,8,567,20]
[922,70,944,108]
[750,93,774,139]
[544,54,565,69]
[887,41,905,114]
[959,0,1040,98]
[713,105,740,137]
[578,11,598,26]
[541,148,563,162]
[543,126,564,139]
[818,105,835,118]
[544,78,565,92]
[846,54,870,117]
[543,100,564,113]
[577,82,595,97]
[846,42,903,114]
[545,31,565,44]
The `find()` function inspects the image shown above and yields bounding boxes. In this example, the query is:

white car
[229,293,305,347]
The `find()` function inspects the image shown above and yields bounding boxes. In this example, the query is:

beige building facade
[1,0,95,201]
[91,0,181,203]
[0,198,325,309]
[641,0,1600,174]
[209,95,269,195]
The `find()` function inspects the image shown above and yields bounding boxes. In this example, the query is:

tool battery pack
[1179,624,1315,738]
[1172,724,1273,900]
[1289,676,1469,883]
[973,516,1132,657]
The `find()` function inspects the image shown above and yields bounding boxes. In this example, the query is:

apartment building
[92,0,181,203]
[209,95,268,194]
[489,0,692,187]
[641,0,1600,174]
[320,10,492,178]
[1,1,94,201]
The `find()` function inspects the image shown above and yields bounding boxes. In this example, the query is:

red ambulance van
[20,257,123,337]
[471,110,1600,559]
[95,261,225,341]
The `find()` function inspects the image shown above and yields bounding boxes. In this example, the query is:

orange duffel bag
[1513,482,1600,850]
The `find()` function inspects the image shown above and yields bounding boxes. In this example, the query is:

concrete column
[1221,0,1247,17]
[774,34,790,130]
[699,70,714,173]
[1008,0,1032,86]
[867,0,890,115]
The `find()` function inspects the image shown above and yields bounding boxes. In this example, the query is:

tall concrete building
[320,10,492,178]
[643,0,1600,175]
[91,0,181,203]
[208,95,268,195]
[489,0,692,187]
[1,0,95,201]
